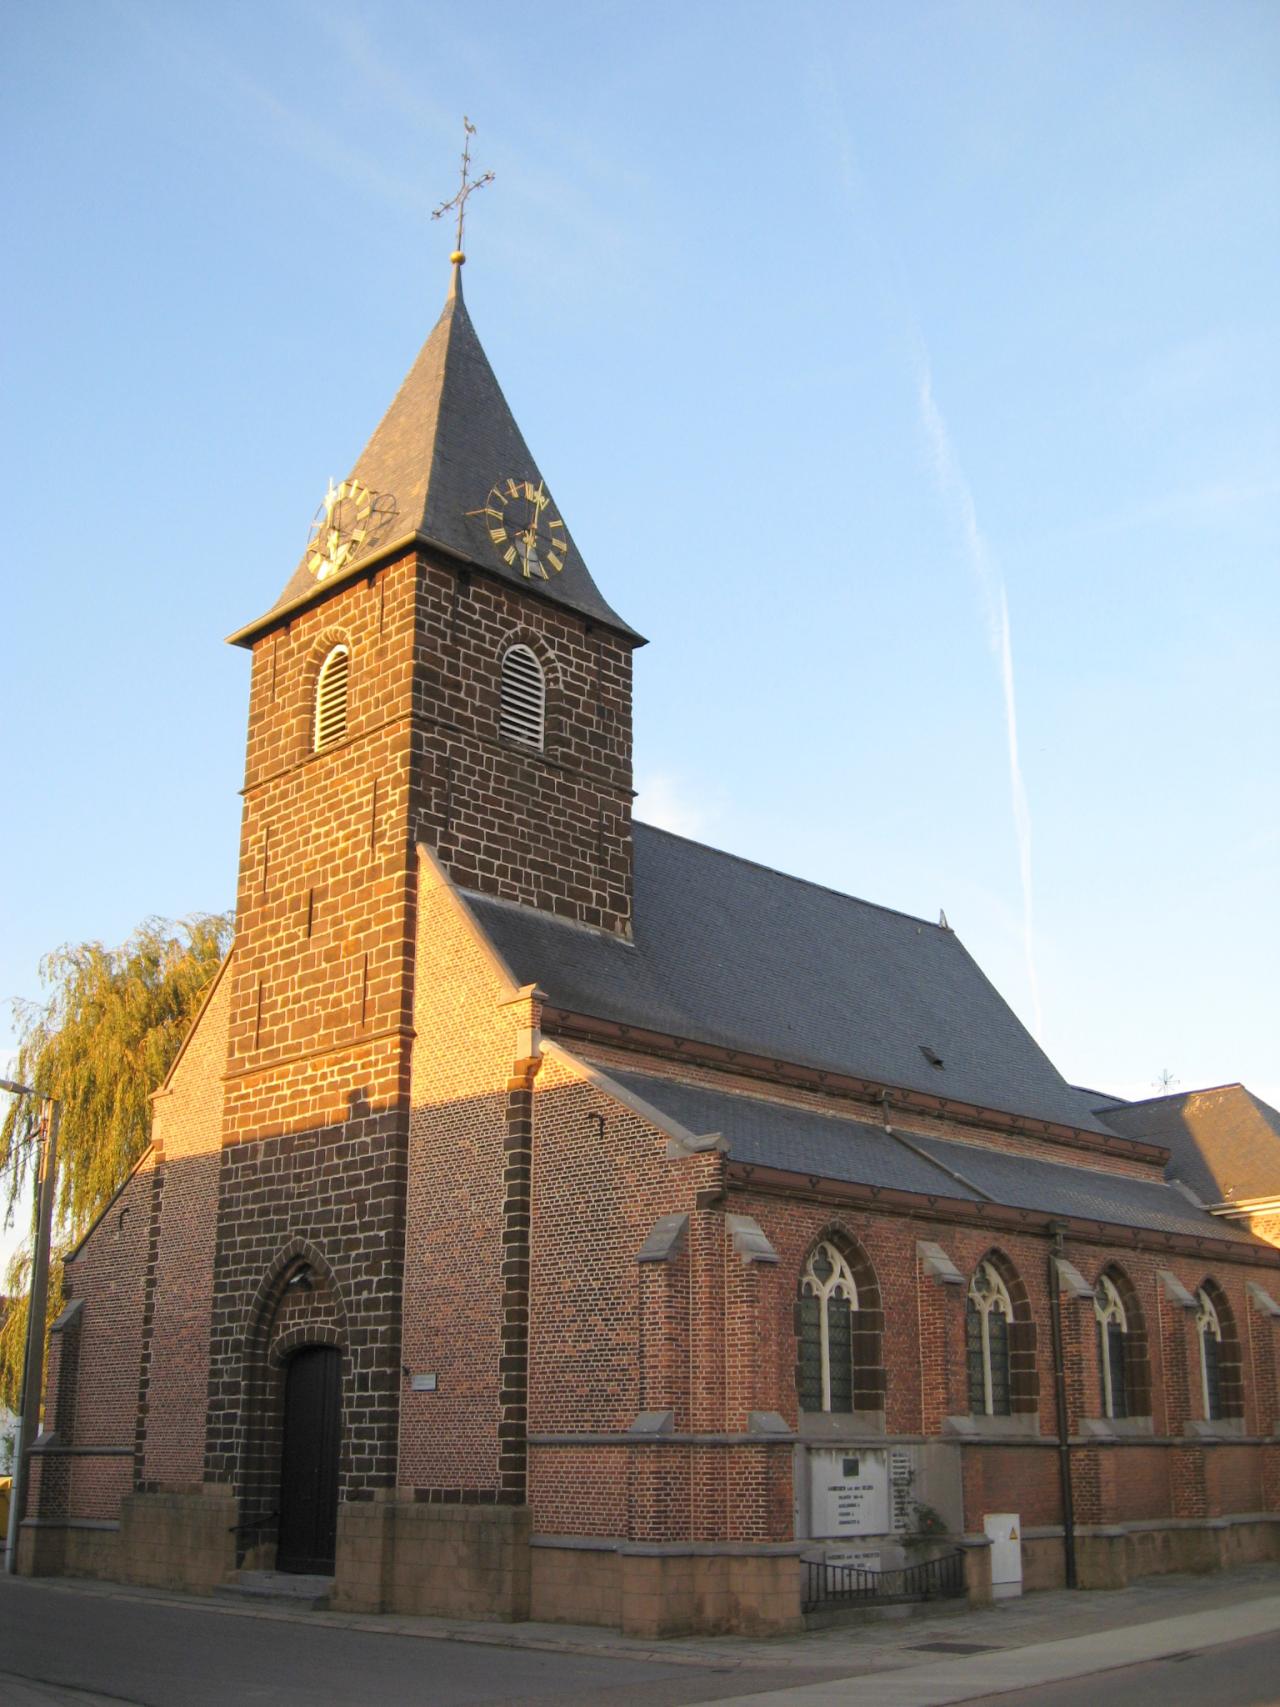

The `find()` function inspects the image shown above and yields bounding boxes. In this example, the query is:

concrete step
[216,1570,333,1610]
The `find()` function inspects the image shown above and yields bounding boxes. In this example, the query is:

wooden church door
[276,1345,341,1574]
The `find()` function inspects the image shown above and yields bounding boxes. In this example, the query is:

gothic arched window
[967,1260,1013,1416]
[499,644,546,749]
[314,645,350,751]
[1196,1285,1224,1422]
[1095,1273,1129,1420]
[798,1241,859,1412]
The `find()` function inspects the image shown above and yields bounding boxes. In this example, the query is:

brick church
[22,257,1280,1636]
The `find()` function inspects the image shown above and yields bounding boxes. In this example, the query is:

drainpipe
[1047,1222,1077,1589]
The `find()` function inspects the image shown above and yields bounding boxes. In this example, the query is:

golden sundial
[305,477,397,582]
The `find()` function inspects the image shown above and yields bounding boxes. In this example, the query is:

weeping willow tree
[0,913,232,1409]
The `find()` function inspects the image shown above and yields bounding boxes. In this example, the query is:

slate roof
[235,267,640,644]
[468,824,1118,1135]
[1098,1085,1280,1206]
[598,1066,1262,1244]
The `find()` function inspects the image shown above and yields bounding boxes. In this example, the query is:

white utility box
[983,1511,1023,1599]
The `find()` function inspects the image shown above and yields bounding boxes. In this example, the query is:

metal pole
[6,1097,60,1574]
[3,1419,20,1570]
[1047,1224,1077,1590]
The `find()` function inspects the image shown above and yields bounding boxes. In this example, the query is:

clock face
[305,478,397,582]
[471,478,568,580]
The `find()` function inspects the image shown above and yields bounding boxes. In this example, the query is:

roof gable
[1100,1084,1280,1204]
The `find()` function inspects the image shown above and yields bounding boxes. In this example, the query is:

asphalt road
[959,1628,1280,1707]
[0,1578,839,1707]
[5,1578,1279,1707]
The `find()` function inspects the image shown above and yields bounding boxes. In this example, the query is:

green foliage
[906,1500,950,1542]
[1,914,231,1242]
[0,914,231,1411]
[0,1249,65,1415]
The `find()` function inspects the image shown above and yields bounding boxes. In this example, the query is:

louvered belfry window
[499,644,545,749]
[314,645,350,751]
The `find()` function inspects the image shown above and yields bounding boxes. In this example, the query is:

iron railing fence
[803,1548,965,1612]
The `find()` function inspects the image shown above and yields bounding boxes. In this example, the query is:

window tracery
[967,1259,1013,1416]
[1095,1273,1129,1420]
[798,1241,859,1413]
[1196,1286,1224,1422]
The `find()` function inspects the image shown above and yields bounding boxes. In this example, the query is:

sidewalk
[6,1561,1280,1695]
[705,1593,1280,1704]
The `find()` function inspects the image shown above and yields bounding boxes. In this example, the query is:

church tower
[206,258,642,1562]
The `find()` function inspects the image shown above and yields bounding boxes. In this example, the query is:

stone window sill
[797,1410,886,1441]
[942,1412,1041,1440]
[1079,1415,1154,1440]
[1184,1416,1247,1441]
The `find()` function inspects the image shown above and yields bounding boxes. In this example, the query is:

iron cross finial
[432,116,494,265]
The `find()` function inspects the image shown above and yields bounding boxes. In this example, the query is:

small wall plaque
[410,1373,438,1393]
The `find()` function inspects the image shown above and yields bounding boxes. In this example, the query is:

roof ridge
[915,1125,1164,1189]
[1119,1083,1245,1110]
[633,821,950,935]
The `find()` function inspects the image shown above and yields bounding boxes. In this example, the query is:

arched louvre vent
[500,644,545,749]
[314,645,350,750]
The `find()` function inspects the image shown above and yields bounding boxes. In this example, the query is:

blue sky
[1,2,1277,1260]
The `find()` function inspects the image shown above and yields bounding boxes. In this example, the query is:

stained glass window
[967,1260,1013,1417]
[798,1241,859,1413]
[1196,1288,1223,1422]
[1094,1275,1129,1420]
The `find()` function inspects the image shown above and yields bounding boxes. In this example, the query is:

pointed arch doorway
[276,1344,341,1574]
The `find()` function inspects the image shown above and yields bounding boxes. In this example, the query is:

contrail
[916,367,1044,1042]
[804,50,1044,1039]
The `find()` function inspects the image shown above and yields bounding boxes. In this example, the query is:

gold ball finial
[450,250,466,265]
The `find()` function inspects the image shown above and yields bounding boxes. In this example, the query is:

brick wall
[530,1052,715,1434]
[140,960,231,1489]
[30,1154,156,1531]
[208,553,421,1516]
[61,1162,155,1456]
[409,556,636,935]
[399,847,521,1497]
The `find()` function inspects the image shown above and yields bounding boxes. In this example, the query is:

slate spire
[233,262,640,644]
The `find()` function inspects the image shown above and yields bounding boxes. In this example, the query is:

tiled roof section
[258,269,640,640]
[597,1067,1262,1244]
[599,1067,974,1199]
[467,824,1117,1134]
[1099,1085,1280,1205]
[909,1131,1260,1242]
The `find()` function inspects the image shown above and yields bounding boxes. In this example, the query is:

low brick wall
[531,1542,801,1637]
[1021,1534,1067,1591]
[118,1491,238,1593]
[19,1518,121,1581]
[531,1543,621,1626]
[1076,1516,1280,1589]
[333,1502,531,1619]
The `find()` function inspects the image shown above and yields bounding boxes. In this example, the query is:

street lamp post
[1,1079,61,1575]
